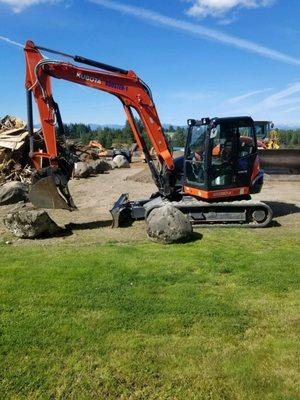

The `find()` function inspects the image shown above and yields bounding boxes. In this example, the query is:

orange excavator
[24,40,272,227]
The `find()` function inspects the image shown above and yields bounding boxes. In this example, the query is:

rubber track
[147,199,273,228]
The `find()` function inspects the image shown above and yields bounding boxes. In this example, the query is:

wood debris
[0,115,34,184]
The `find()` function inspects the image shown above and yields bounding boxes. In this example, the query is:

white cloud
[91,0,300,67]
[250,82,300,112]
[188,83,300,125]
[262,82,300,104]
[227,88,272,104]
[284,105,300,113]
[0,0,58,13]
[186,0,275,18]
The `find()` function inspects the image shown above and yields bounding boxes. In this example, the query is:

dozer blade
[258,149,300,174]
[29,176,71,210]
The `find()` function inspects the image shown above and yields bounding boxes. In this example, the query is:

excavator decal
[105,80,128,91]
[76,72,102,84]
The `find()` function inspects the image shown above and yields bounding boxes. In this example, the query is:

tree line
[62,121,300,149]
[62,121,187,149]
[277,129,300,148]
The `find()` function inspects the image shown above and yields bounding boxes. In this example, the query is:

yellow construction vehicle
[267,128,280,149]
[254,121,280,149]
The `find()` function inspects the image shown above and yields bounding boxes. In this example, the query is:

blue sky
[1,0,300,126]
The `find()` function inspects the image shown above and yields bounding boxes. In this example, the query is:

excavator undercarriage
[111,194,273,228]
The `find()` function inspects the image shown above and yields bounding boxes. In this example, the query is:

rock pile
[73,159,112,179]
[68,141,131,163]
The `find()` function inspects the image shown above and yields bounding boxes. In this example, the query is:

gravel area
[0,164,299,245]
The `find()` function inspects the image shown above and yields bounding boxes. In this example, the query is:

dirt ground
[0,161,299,245]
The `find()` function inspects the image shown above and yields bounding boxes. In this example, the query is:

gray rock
[109,161,116,170]
[3,209,63,238]
[112,155,130,169]
[73,162,93,179]
[146,204,193,244]
[90,159,112,174]
[0,182,28,205]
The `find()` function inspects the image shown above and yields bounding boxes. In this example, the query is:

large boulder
[146,204,193,244]
[3,209,63,238]
[112,155,130,169]
[0,182,28,205]
[73,162,93,179]
[90,159,112,174]
[113,149,132,163]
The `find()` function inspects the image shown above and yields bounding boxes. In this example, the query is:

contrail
[249,82,300,112]
[227,88,272,104]
[91,0,300,67]
[0,35,23,48]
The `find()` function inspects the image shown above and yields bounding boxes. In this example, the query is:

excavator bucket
[29,176,72,210]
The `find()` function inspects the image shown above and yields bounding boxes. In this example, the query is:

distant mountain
[34,122,187,130]
[89,123,124,130]
[163,123,185,129]
[276,123,300,130]
[90,123,185,130]
[34,123,125,130]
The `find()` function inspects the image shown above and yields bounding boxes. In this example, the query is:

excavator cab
[184,117,260,199]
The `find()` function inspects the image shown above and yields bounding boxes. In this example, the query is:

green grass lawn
[0,229,299,399]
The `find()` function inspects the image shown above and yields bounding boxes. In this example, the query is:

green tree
[172,127,187,147]
[291,131,300,146]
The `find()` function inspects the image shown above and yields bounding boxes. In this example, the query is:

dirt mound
[126,166,152,183]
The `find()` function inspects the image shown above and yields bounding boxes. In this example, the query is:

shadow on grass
[190,231,203,242]
[265,201,300,218]
[37,227,73,239]
[66,220,112,230]
[268,220,281,228]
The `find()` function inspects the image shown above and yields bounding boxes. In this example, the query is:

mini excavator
[24,40,272,228]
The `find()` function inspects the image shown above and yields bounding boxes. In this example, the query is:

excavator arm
[24,40,175,209]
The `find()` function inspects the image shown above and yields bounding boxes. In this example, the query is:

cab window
[210,123,234,164]
[186,125,208,160]
[239,124,255,157]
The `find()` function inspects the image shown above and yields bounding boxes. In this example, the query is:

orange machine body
[24,40,174,172]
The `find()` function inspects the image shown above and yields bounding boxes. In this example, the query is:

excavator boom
[24,40,175,209]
